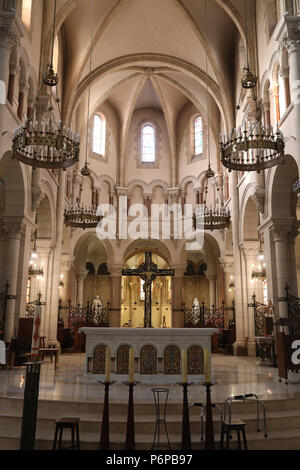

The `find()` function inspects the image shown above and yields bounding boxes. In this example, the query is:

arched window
[142,124,155,162]
[53,35,59,73]
[21,0,32,31]
[194,116,203,155]
[93,115,106,155]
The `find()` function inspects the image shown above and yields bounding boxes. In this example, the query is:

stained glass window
[142,124,155,162]
[93,115,106,155]
[194,116,203,155]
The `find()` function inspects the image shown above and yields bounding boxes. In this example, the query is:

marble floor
[1,353,300,404]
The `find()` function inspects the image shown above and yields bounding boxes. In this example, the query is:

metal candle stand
[98,381,115,450]
[177,382,194,451]
[199,380,218,450]
[20,361,42,450]
[123,381,140,450]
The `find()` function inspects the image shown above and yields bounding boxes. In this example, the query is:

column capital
[107,263,123,276]
[0,23,19,50]
[77,269,89,281]
[270,219,294,241]
[219,258,234,273]
[170,264,186,277]
[205,271,217,282]
[2,218,25,237]
[279,17,300,54]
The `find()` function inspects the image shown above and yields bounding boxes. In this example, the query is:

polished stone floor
[1,353,300,404]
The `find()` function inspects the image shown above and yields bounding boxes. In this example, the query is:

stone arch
[116,344,130,374]
[164,344,180,374]
[93,344,107,374]
[187,345,204,375]
[140,344,157,374]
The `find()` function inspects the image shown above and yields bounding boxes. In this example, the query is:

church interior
[0,0,300,451]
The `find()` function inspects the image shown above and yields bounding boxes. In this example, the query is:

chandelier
[251,248,266,281]
[64,202,102,230]
[28,228,44,279]
[220,0,285,173]
[12,0,80,170]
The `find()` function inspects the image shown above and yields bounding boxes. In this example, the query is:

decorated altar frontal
[79,327,218,383]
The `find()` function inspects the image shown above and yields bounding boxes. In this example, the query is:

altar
[79,327,218,383]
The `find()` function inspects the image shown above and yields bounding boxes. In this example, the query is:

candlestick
[182,348,188,383]
[105,347,110,383]
[204,349,211,383]
[129,347,134,383]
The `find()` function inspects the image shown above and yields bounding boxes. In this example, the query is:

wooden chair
[220,419,248,450]
[53,418,80,450]
[237,337,248,356]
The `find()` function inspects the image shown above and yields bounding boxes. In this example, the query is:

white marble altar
[79,327,218,383]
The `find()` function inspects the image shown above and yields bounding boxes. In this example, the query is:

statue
[192,298,201,324]
[92,295,102,323]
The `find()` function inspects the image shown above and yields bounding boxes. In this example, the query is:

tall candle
[129,347,134,383]
[105,347,110,383]
[204,349,211,383]
[182,348,188,383]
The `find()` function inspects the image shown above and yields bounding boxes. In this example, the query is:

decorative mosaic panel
[117,344,130,374]
[164,345,180,375]
[188,345,204,375]
[140,345,157,375]
[93,345,106,374]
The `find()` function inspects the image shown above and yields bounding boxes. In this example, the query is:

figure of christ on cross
[122,252,174,328]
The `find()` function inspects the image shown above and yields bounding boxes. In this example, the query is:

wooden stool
[220,419,247,450]
[53,418,80,450]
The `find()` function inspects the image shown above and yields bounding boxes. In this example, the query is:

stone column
[17,78,28,120]
[72,170,82,204]
[283,19,300,171]
[205,272,217,307]
[76,268,88,306]
[271,224,292,318]
[48,171,66,346]
[0,24,18,133]
[230,172,245,354]
[171,264,185,328]
[3,220,24,341]
[220,258,234,309]
[241,245,260,356]
[7,61,19,106]
[108,264,123,327]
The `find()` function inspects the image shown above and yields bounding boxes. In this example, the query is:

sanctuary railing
[58,299,110,336]
[184,300,227,329]
[279,285,300,334]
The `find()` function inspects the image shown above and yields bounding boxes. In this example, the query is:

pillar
[48,171,66,345]
[76,268,88,306]
[284,20,300,172]
[171,264,185,328]
[108,264,123,327]
[3,220,24,341]
[205,273,217,307]
[271,224,291,318]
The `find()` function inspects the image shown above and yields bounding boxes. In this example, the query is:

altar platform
[2,355,300,449]
[79,327,217,382]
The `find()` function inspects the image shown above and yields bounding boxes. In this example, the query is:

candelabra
[12,118,80,170]
[64,202,101,230]
[220,122,285,173]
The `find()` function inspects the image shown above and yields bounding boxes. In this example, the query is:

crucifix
[122,252,174,328]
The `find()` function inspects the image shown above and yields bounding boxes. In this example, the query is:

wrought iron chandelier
[12,0,80,170]
[194,2,231,233]
[28,228,44,279]
[64,201,101,230]
[220,0,285,173]
[251,246,266,281]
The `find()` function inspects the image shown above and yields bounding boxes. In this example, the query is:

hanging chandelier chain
[82,0,95,175]
[244,0,250,70]
[50,0,57,69]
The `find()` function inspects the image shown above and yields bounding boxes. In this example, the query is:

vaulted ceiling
[41,0,256,155]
